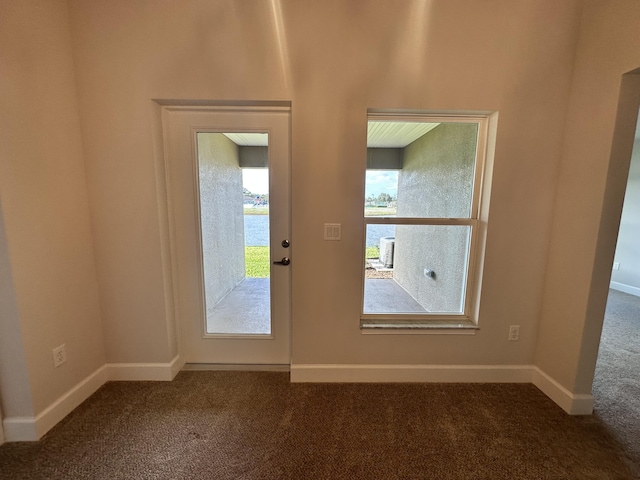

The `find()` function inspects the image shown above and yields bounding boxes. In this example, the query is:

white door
[163,105,291,365]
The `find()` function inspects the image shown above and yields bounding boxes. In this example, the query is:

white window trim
[361,113,490,330]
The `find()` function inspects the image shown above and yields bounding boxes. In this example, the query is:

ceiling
[367,122,439,148]
[222,122,441,148]
[223,133,269,146]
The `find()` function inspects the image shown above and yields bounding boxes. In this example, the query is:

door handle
[273,257,290,266]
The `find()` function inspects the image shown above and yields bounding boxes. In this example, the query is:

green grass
[245,246,270,277]
[243,207,270,215]
[364,207,397,216]
[365,246,380,259]
[248,246,378,277]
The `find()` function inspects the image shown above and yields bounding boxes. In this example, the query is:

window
[362,113,489,330]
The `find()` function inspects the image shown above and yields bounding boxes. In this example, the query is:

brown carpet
[0,291,638,479]
[592,289,640,478]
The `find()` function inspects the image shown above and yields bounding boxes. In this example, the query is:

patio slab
[205,277,426,334]
[363,279,427,314]
[206,278,270,334]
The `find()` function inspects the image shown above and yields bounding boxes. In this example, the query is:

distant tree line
[366,192,396,204]
[243,187,269,204]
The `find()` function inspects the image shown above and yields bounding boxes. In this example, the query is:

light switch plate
[324,223,341,241]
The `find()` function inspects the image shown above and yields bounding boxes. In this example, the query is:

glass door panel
[197,132,271,335]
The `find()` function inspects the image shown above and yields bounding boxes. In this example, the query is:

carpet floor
[0,290,638,480]
[592,289,640,478]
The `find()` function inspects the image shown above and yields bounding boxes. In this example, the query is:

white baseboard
[0,358,593,443]
[291,363,594,415]
[610,281,640,297]
[531,367,594,415]
[2,365,108,442]
[171,354,185,378]
[2,417,38,442]
[1,356,183,442]
[107,354,183,381]
[290,364,533,383]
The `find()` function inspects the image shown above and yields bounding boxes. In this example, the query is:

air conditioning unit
[379,237,395,268]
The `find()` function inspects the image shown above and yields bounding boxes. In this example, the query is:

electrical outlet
[508,325,520,341]
[52,344,66,367]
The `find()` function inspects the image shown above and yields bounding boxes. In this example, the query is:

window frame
[361,113,489,330]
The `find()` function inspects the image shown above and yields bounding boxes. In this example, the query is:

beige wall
[0,201,33,418]
[67,0,581,367]
[536,0,640,393]
[0,0,104,416]
[2,0,638,421]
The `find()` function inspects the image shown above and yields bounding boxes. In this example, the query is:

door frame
[587,70,640,390]
[159,102,292,366]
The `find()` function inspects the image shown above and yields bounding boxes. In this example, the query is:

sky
[242,168,398,198]
[242,168,269,194]
[365,170,398,198]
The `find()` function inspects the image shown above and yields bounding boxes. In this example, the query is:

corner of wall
[107,355,183,381]
[2,365,108,442]
[2,355,184,442]
[531,366,594,415]
[0,200,36,421]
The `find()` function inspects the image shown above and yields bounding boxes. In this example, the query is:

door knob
[281,239,290,248]
[273,257,290,266]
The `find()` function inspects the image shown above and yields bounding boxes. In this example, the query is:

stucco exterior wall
[394,124,478,313]
[197,133,245,309]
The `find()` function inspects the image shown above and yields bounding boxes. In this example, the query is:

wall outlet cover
[508,325,520,341]
[52,344,66,367]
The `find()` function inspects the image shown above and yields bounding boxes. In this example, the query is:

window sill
[360,320,478,335]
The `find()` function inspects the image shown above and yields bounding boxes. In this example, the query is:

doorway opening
[590,70,640,468]
[592,105,640,464]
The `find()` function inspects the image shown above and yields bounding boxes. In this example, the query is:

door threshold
[183,363,290,372]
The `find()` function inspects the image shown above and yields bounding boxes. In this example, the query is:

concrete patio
[206,278,271,334]
[206,277,426,334]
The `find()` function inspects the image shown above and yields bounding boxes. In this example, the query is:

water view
[243,214,394,247]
